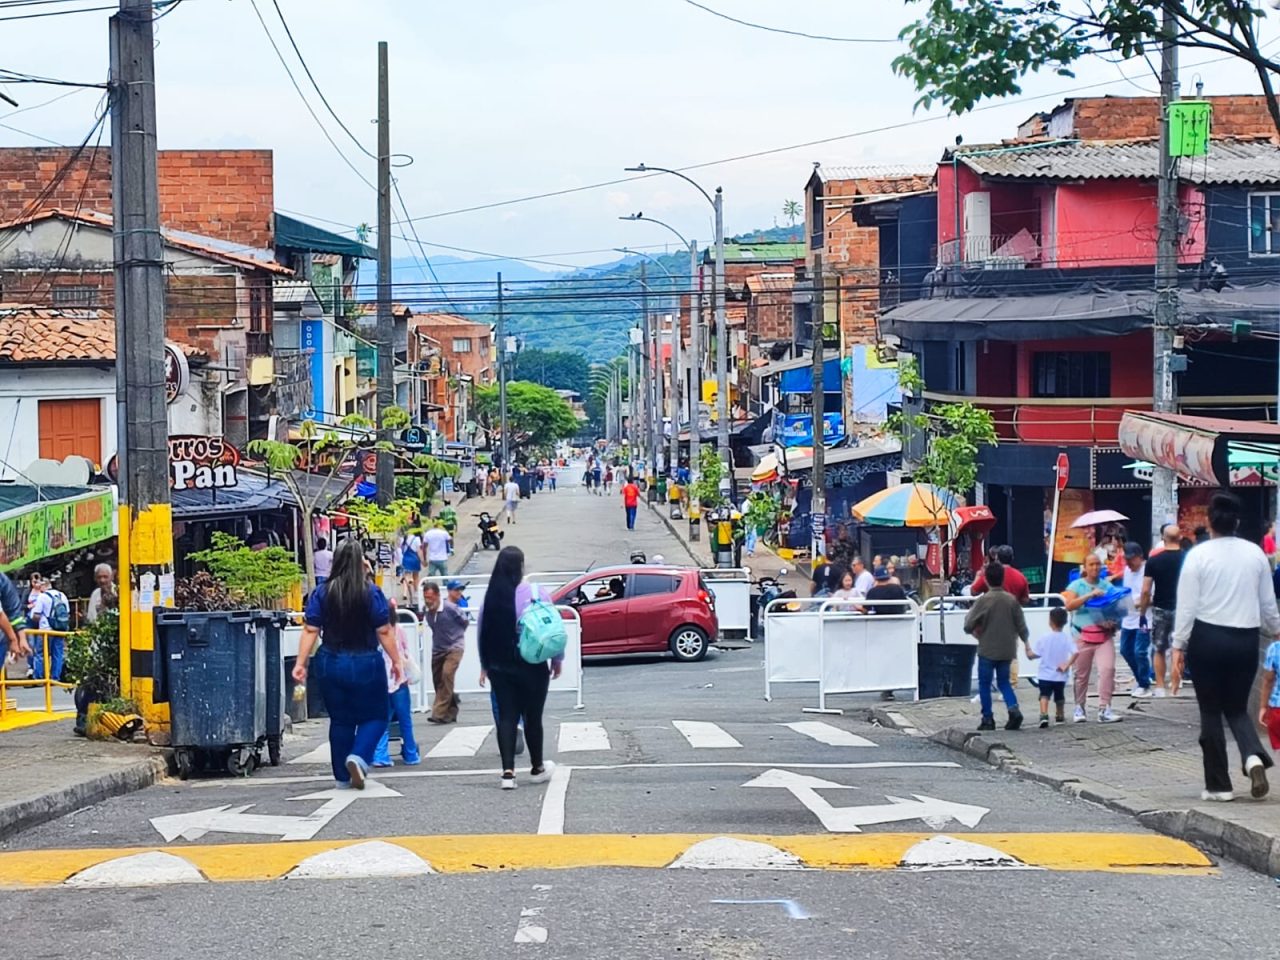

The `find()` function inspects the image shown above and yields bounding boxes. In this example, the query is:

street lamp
[625,165,728,485]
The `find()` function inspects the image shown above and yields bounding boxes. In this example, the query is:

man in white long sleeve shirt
[1174,492,1277,802]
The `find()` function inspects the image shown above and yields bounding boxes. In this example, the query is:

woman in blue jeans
[293,540,403,788]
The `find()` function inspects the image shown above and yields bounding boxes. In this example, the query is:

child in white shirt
[1028,607,1078,728]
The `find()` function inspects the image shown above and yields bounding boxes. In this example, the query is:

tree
[782,199,802,226]
[894,1,1280,134]
[512,348,591,396]
[473,380,580,457]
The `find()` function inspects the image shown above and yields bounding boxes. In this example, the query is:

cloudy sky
[3,0,1275,270]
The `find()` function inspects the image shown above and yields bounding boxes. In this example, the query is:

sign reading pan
[107,436,243,492]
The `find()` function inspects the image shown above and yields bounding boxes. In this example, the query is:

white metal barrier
[919,593,1066,685]
[815,598,920,710]
[763,597,830,700]
[700,567,751,641]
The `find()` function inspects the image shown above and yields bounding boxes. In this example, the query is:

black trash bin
[916,642,976,699]
[256,612,288,767]
[155,610,268,779]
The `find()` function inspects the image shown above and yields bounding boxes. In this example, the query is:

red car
[552,565,718,661]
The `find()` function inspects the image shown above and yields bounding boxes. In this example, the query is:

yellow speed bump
[0,833,1214,888]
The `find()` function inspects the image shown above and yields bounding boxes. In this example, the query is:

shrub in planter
[187,531,303,610]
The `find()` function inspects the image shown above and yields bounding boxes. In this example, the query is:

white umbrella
[1071,509,1129,528]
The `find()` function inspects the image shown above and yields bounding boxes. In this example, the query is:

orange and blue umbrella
[851,483,957,528]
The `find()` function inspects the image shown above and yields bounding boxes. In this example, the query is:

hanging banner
[1118,413,1218,486]
[0,490,116,572]
[779,413,843,448]
[1046,488,1095,565]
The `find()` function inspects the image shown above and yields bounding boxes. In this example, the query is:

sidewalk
[647,500,807,593]
[0,719,165,841]
[860,691,1280,876]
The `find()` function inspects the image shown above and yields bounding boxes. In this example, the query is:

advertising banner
[779,413,843,448]
[0,490,116,572]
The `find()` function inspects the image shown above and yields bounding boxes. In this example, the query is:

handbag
[403,652,423,685]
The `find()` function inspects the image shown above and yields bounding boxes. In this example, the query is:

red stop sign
[1055,453,1070,491]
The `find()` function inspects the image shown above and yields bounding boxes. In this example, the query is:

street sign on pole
[1055,452,1070,490]
[1046,452,1069,593]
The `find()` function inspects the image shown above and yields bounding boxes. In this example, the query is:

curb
[865,706,1280,877]
[0,755,168,842]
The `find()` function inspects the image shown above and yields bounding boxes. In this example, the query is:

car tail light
[698,588,714,607]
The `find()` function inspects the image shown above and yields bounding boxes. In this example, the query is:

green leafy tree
[473,380,580,457]
[512,348,591,396]
[894,1,1279,133]
[188,532,304,609]
[782,199,802,226]
[690,445,727,509]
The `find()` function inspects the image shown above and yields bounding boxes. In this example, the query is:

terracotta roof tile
[0,304,203,362]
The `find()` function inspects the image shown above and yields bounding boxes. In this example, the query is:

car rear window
[629,573,681,597]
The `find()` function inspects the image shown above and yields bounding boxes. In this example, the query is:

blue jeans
[1119,627,1152,689]
[31,634,64,682]
[374,684,420,765]
[625,505,637,529]
[977,656,1018,719]
[311,646,389,783]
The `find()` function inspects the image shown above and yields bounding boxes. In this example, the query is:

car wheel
[670,625,709,662]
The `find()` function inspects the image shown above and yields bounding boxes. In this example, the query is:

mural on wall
[1047,488,1095,564]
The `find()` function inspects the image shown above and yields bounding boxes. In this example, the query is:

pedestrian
[1116,541,1153,698]
[1265,522,1277,568]
[592,462,603,495]
[1140,523,1186,697]
[0,570,31,661]
[1174,491,1276,801]
[372,599,422,768]
[504,475,521,524]
[84,563,117,625]
[292,539,403,789]
[312,538,334,587]
[851,556,875,598]
[548,465,557,492]
[970,545,1031,604]
[27,574,69,682]
[621,475,641,530]
[423,581,467,725]
[963,561,1028,731]
[423,521,452,580]
[400,527,424,607]
[864,566,909,615]
[1062,553,1123,724]
[828,568,856,603]
[477,546,562,789]
[604,466,614,494]
[1260,638,1280,757]
[1028,607,1076,727]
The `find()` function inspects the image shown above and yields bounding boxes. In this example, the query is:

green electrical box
[1169,100,1211,157]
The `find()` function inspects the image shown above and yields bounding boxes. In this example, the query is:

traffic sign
[1055,452,1070,490]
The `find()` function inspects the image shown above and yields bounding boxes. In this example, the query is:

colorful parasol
[851,483,958,528]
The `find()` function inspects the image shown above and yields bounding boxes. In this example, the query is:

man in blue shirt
[0,571,32,659]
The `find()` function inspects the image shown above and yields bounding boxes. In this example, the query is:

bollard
[688,504,701,542]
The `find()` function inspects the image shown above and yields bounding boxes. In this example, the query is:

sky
[3,0,1276,274]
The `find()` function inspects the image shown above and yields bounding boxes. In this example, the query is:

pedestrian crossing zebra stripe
[673,720,742,749]
[782,721,876,747]
[557,721,610,752]
[427,724,494,758]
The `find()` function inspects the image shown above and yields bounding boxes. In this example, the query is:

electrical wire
[678,0,895,43]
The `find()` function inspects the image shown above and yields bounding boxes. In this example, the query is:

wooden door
[38,398,102,463]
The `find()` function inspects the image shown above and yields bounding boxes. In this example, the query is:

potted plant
[64,609,121,738]
[187,531,304,611]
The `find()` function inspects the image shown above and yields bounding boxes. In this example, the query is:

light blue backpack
[517,586,568,663]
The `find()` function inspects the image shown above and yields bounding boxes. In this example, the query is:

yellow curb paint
[0,833,1215,887]
[0,710,76,733]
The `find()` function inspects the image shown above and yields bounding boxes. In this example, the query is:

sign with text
[168,435,241,492]
[0,490,115,572]
[779,413,843,448]
[164,342,190,405]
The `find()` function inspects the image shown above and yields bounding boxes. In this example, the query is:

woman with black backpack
[477,546,563,790]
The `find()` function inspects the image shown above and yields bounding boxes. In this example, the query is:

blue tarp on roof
[779,358,841,394]
[274,212,376,260]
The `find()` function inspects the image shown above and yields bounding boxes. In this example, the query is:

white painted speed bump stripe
[900,835,1037,871]
[66,851,206,887]
[670,837,804,871]
[288,742,331,765]
[673,720,741,749]
[557,721,610,752]
[287,841,434,879]
[783,721,876,747]
[514,907,548,944]
[427,724,493,758]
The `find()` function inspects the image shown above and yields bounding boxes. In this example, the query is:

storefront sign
[1118,414,1218,486]
[165,342,190,404]
[301,318,324,421]
[1046,488,1096,565]
[1091,448,1147,491]
[169,435,240,491]
[400,426,427,452]
[779,413,843,448]
[0,490,115,572]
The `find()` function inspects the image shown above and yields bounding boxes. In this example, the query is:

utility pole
[687,239,701,478]
[1151,5,1180,533]
[668,277,681,477]
[810,254,827,561]
[713,188,730,493]
[111,0,172,731]
[640,263,655,476]
[497,271,508,472]
[628,339,637,458]
[374,41,394,507]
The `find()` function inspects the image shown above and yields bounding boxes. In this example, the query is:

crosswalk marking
[288,743,331,765]
[557,721,610,753]
[673,720,741,749]
[782,721,877,748]
[427,724,493,758]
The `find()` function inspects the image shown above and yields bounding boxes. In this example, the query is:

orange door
[38,398,102,463]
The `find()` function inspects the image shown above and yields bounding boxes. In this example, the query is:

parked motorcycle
[477,512,503,550]
[751,567,797,638]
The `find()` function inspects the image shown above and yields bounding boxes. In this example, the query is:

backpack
[47,589,71,632]
[517,587,568,664]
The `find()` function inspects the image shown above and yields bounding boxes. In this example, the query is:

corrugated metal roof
[957,138,1280,185]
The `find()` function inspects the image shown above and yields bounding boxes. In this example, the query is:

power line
[678,0,895,43]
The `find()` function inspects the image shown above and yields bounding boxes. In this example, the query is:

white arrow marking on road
[743,768,989,833]
[150,779,402,842]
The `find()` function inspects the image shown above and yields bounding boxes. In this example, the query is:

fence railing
[1,629,75,716]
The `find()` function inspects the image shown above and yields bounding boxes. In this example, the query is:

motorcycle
[751,567,796,639]
[477,512,503,550]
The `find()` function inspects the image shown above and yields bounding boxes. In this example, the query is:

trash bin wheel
[227,748,255,777]
[175,749,194,781]
[267,736,282,767]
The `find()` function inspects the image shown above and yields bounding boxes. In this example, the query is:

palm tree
[782,200,801,226]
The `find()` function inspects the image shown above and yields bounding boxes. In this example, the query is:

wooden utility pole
[810,254,827,561]
[111,0,173,733]
[375,41,395,506]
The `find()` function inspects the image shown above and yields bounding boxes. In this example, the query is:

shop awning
[1118,410,1280,487]
[0,488,116,572]
[172,472,290,520]
[274,212,377,260]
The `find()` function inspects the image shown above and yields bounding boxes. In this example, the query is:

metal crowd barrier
[1,628,75,716]
[920,593,1067,685]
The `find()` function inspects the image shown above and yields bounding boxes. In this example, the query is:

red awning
[1118,411,1280,486]
[951,504,997,539]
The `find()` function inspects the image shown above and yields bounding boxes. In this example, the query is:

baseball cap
[1123,541,1144,560]
[444,579,466,591]
[872,566,890,581]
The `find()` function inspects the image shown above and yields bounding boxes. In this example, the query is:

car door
[624,572,683,651]
[557,575,629,654]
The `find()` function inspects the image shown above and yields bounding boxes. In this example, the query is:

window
[1032,352,1110,398]
[452,338,472,353]
[569,576,626,605]
[52,285,98,307]
[38,398,102,463]
[1249,192,1280,256]
[629,573,680,597]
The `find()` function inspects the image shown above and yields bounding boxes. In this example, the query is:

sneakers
[345,754,367,790]
[1098,707,1122,724]
[1005,709,1024,731]
[1153,687,1167,699]
[977,716,996,732]
[529,761,556,784]
[1246,755,1270,800]
[1055,710,1066,724]
[500,772,517,790]
[402,752,421,767]
[371,758,394,768]
[1129,686,1152,699]
[1038,713,1050,729]
[1073,706,1088,723]
[1200,789,1234,802]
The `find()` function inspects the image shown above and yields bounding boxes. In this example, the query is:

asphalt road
[1,465,1275,958]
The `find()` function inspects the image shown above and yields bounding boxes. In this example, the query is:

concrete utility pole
[1151,5,1180,533]
[375,41,394,506]
[714,188,730,489]
[111,0,173,730]
[628,339,637,456]
[497,272,508,472]
[690,244,702,478]
[810,254,827,560]
[640,263,656,474]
